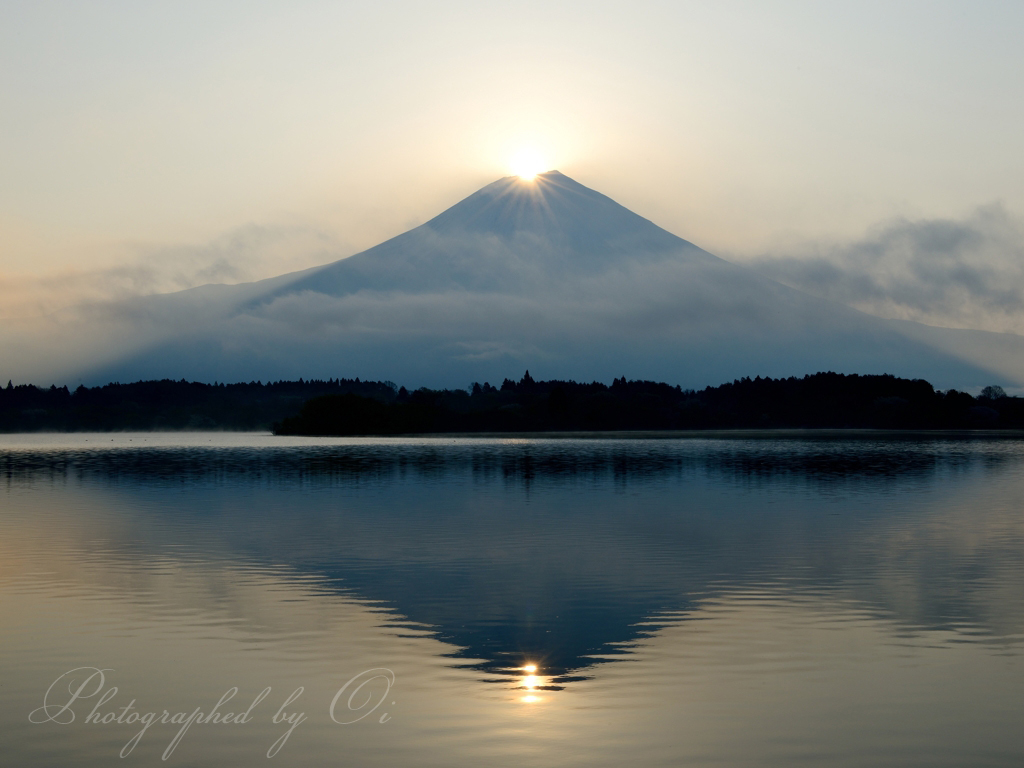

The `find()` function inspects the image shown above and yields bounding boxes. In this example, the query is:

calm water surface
[2,433,1023,767]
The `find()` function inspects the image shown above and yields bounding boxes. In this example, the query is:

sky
[2,1,1024,380]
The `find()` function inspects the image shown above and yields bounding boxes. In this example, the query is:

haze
[3,1,1024,382]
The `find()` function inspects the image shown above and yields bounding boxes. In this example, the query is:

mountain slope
[253,171,717,301]
[69,172,1023,391]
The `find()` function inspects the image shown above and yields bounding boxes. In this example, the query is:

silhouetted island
[1,372,1020,434]
[276,372,1021,435]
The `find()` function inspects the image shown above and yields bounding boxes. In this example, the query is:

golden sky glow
[3,2,1023,280]
[509,149,549,180]
[3,1,1024,357]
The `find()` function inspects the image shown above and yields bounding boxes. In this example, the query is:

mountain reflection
[3,436,1024,684]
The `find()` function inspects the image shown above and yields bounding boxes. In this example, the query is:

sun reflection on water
[519,663,544,703]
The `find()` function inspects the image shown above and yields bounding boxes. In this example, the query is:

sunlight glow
[509,149,548,180]
[517,663,546,704]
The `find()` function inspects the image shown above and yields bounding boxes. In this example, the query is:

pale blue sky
[2,1,1023,294]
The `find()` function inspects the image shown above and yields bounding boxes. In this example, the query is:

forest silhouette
[0,370,1011,434]
[275,372,1021,434]
[2,372,1020,434]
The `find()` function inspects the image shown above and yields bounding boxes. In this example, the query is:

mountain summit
[74,172,1024,389]
[265,171,716,300]
[427,170,691,249]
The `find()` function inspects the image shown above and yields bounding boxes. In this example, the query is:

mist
[6,174,1024,394]
[747,205,1024,335]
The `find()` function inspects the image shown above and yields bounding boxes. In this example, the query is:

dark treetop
[274,372,1019,435]
[0,377,395,432]
[1,372,1018,434]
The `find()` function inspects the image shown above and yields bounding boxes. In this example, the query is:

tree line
[274,371,1023,435]
[0,378,396,431]
[2,371,1020,434]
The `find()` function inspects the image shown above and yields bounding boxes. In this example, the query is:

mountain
[66,172,1024,389]
[267,171,713,296]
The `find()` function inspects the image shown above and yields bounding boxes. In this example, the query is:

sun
[509,148,548,180]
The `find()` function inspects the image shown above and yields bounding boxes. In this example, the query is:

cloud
[7,206,1024,392]
[0,223,350,384]
[746,204,1024,334]
[0,224,345,322]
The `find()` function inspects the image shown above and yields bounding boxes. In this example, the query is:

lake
[2,433,1023,767]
